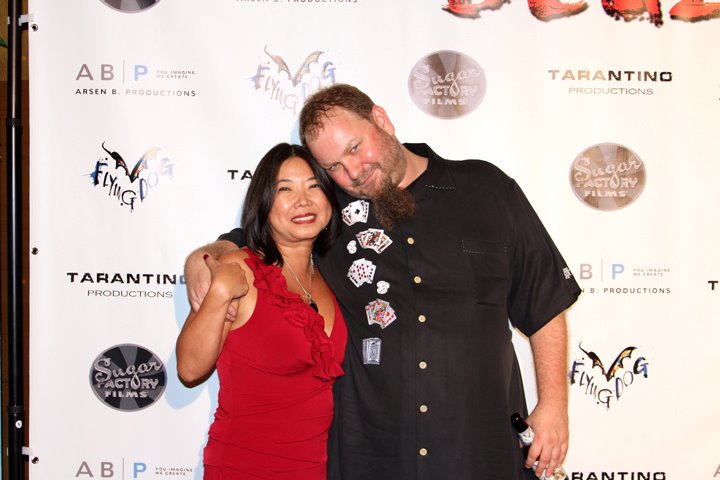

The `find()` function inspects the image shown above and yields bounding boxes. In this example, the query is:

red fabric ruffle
[245,251,344,381]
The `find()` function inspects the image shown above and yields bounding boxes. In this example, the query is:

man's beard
[373,177,416,230]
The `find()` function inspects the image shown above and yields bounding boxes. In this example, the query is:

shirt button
[419,448,428,456]
[407,237,415,245]
[413,276,422,284]
[418,314,427,323]
[418,361,428,370]
[419,404,428,413]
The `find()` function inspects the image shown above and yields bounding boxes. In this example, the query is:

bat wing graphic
[264,46,292,80]
[102,142,129,177]
[128,147,161,182]
[579,343,636,381]
[604,346,636,381]
[578,343,607,378]
[290,50,324,87]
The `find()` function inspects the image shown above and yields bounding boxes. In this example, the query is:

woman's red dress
[203,250,346,480]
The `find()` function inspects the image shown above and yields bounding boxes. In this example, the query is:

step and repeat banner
[27,0,719,479]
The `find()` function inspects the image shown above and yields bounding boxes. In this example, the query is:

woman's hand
[206,255,249,304]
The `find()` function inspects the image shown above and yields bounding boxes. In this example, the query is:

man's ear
[371,105,395,136]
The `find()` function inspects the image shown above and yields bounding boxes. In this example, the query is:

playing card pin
[356,228,393,254]
[362,338,382,365]
[364,298,397,329]
[347,258,376,287]
[341,200,369,226]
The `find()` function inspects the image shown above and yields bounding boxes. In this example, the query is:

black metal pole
[6,0,26,478]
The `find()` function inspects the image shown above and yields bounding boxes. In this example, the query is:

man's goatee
[373,182,416,230]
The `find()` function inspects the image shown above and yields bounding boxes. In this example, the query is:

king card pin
[364,298,396,329]
[356,228,393,254]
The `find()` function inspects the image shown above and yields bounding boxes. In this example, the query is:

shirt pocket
[460,239,510,308]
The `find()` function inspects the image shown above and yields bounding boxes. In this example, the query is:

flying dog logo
[441,0,719,24]
[250,47,336,115]
[569,343,649,409]
[89,142,175,212]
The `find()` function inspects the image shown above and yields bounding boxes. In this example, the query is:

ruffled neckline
[244,249,343,381]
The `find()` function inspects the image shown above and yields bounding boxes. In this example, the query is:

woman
[176,143,346,480]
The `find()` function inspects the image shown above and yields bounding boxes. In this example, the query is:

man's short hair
[299,84,375,146]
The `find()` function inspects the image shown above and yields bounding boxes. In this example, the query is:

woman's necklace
[283,255,318,312]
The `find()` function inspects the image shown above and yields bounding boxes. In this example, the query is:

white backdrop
[27,1,719,479]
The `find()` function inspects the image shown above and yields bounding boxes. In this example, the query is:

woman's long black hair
[241,143,341,266]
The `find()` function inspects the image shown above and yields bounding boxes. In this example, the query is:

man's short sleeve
[505,180,581,336]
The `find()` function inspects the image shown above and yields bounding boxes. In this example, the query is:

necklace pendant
[282,254,316,312]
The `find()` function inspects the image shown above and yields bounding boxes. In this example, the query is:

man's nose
[345,158,364,180]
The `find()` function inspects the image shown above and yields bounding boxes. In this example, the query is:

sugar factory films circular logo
[408,50,487,119]
[90,344,166,411]
[570,143,646,211]
[99,0,161,13]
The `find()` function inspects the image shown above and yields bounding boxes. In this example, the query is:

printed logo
[88,141,175,211]
[66,271,183,299]
[75,459,194,479]
[570,143,646,211]
[569,471,667,479]
[228,169,254,181]
[602,0,663,26]
[99,0,161,13]
[576,260,671,295]
[90,344,166,411]
[569,343,649,409]
[408,50,486,119]
[75,62,197,98]
[250,47,336,115]
[669,1,720,21]
[442,0,586,20]
[548,69,672,97]
[441,0,719,24]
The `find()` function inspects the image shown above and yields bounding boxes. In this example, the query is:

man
[185,84,581,479]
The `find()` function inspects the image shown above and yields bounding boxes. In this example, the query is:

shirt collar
[404,143,456,192]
